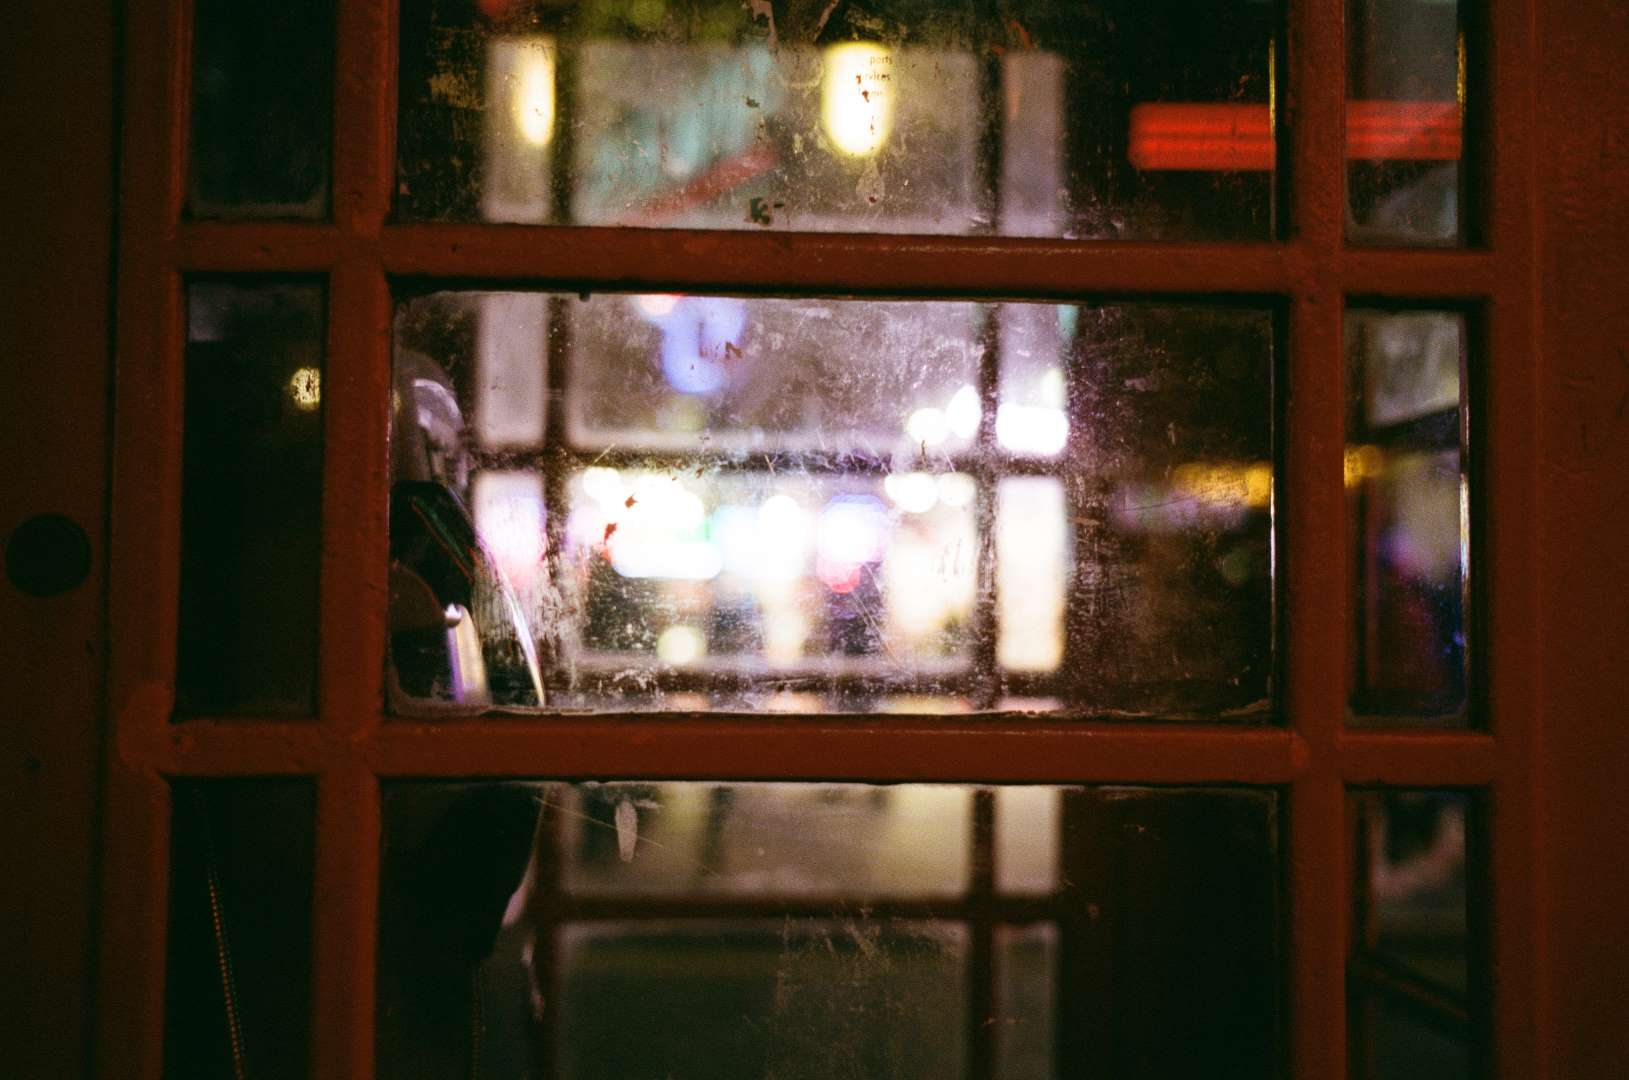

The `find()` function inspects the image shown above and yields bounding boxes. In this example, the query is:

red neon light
[1128,103,1275,172]
[1128,101,1462,171]
[1347,101,1462,161]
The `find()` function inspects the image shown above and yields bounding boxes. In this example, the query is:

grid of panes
[94,0,1535,1078]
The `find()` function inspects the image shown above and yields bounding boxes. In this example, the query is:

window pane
[165,781,314,1080]
[1346,309,1468,725]
[994,923,1056,1080]
[1058,787,1281,1078]
[398,0,1275,239]
[1347,0,1465,245]
[1060,304,1275,715]
[560,920,966,1080]
[189,0,332,217]
[993,785,1060,894]
[557,782,971,897]
[1349,790,1482,1080]
[390,293,1273,717]
[568,295,981,451]
[377,782,1281,1080]
[180,283,325,715]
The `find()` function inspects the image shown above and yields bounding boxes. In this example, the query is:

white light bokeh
[884,471,940,515]
[945,384,982,439]
[821,42,895,157]
[906,406,950,447]
[656,625,706,665]
[996,403,1069,456]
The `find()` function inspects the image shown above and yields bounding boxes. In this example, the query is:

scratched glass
[189,0,333,217]
[1349,790,1481,1079]
[1346,310,1469,725]
[389,292,1273,716]
[165,781,314,1080]
[376,781,1281,1080]
[1347,0,1466,245]
[397,0,1275,238]
[557,782,972,897]
[179,283,325,715]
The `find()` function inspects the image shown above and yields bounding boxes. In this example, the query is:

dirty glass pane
[560,921,966,1080]
[1060,304,1275,715]
[397,0,1275,239]
[390,292,1273,716]
[189,0,332,217]
[1346,310,1468,725]
[1349,791,1481,1080]
[994,923,1056,1080]
[567,294,981,450]
[1347,0,1465,245]
[165,781,314,1080]
[558,783,971,896]
[377,782,1280,1080]
[180,283,325,715]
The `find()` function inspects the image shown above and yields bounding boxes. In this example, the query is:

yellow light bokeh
[512,40,556,147]
[1345,444,1387,487]
[288,366,321,410]
[1170,460,1274,509]
[821,42,895,157]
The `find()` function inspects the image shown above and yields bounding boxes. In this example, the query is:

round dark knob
[6,513,92,597]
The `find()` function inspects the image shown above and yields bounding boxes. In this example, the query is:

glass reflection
[390,292,1272,716]
[1347,0,1465,245]
[189,0,332,217]
[561,919,966,1080]
[397,0,1276,238]
[994,923,1056,1080]
[180,283,325,715]
[1349,790,1481,1080]
[1346,309,1468,724]
[376,782,1281,1080]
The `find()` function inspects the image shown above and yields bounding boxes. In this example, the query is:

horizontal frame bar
[173,222,1500,300]
[136,718,1499,787]
[149,717,1307,783]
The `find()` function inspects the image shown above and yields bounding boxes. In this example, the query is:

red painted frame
[85,1,1559,1077]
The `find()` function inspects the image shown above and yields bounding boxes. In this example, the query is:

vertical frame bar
[311,766,381,1080]
[333,0,396,237]
[319,259,393,728]
[98,0,191,1075]
[1284,0,1349,1075]
[95,767,175,1080]
[1483,0,1542,1073]
[312,1,398,1077]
